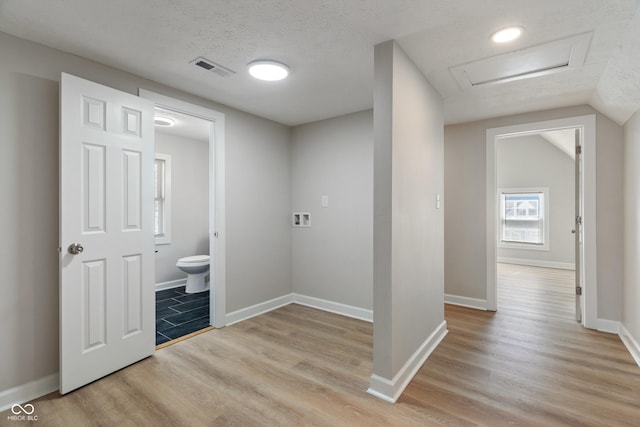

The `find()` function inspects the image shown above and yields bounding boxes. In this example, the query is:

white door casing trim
[486,114,597,328]
[139,89,227,328]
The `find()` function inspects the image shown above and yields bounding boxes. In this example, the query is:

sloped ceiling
[0,0,638,126]
[589,7,640,124]
[539,129,577,160]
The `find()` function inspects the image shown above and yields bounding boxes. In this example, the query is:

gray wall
[225,111,292,311]
[444,105,623,321]
[623,110,640,349]
[291,110,373,309]
[373,41,444,380]
[497,134,575,267]
[595,115,624,322]
[155,132,209,284]
[0,31,292,393]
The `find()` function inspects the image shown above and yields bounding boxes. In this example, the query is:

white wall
[0,31,292,395]
[370,41,445,402]
[291,110,373,310]
[155,132,209,284]
[444,106,623,321]
[622,110,640,361]
[497,134,575,268]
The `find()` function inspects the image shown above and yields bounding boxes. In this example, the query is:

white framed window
[154,153,172,245]
[498,188,549,251]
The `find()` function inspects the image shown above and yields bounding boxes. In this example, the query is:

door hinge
[576,286,583,296]
[576,145,582,155]
[575,215,582,225]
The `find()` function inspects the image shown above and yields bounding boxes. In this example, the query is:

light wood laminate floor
[2,264,638,426]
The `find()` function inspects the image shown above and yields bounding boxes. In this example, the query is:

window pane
[154,159,164,198]
[501,192,544,245]
[154,199,163,236]
[154,153,172,244]
[154,158,165,237]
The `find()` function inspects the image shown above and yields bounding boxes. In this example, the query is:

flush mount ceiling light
[154,116,175,127]
[248,60,290,81]
[491,26,524,43]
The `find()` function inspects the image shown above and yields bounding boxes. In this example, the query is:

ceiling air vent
[450,32,592,89]
[190,57,236,78]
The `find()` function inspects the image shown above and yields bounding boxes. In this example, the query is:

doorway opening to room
[495,128,577,322]
[486,115,596,328]
[153,109,212,346]
[140,90,227,348]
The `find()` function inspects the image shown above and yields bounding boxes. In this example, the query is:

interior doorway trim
[139,89,227,328]
[486,114,596,328]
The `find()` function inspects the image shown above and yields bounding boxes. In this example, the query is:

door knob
[67,243,84,255]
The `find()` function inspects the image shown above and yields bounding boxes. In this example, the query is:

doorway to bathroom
[139,89,227,347]
[154,109,210,345]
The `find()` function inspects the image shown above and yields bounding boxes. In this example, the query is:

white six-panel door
[59,73,155,394]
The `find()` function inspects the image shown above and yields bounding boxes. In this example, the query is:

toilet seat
[180,255,209,262]
[176,255,210,268]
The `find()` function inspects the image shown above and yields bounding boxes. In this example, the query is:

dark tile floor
[156,286,210,345]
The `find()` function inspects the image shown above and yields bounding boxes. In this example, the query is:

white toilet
[176,255,210,293]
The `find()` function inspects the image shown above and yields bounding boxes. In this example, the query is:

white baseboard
[155,278,187,291]
[498,257,575,270]
[292,294,373,322]
[596,318,620,334]
[225,293,374,326]
[367,374,396,403]
[367,321,448,403]
[619,324,640,368]
[444,294,488,311]
[0,373,58,413]
[225,294,294,326]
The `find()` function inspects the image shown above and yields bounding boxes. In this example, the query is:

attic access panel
[450,32,592,89]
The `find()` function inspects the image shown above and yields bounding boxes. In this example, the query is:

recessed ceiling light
[491,26,524,43]
[248,60,290,81]
[154,116,175,127]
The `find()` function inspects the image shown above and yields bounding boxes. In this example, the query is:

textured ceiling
[0,0,638,126]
